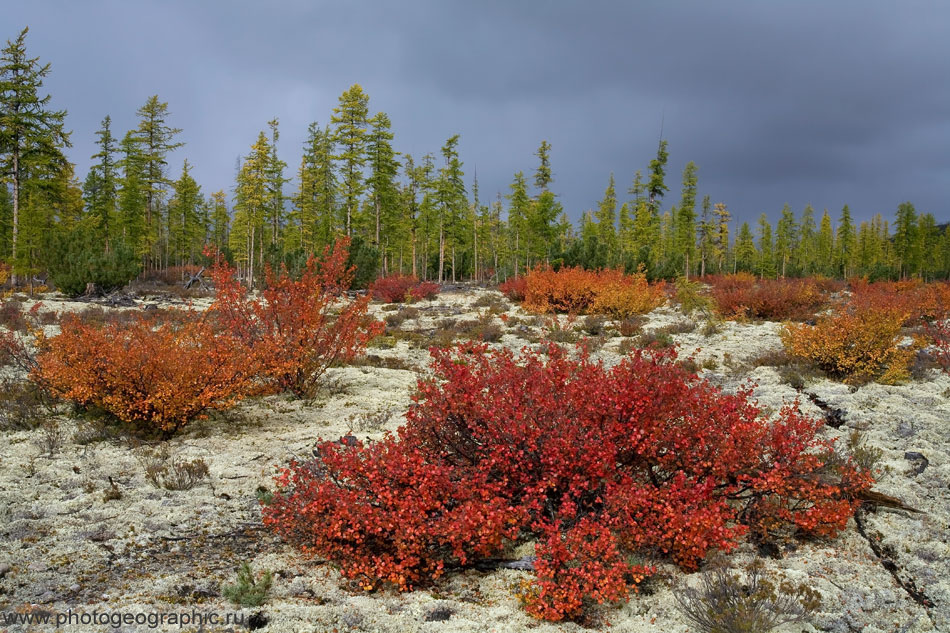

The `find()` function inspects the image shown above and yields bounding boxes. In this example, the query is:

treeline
[2,27,949,294]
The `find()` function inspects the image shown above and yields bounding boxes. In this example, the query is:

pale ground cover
[0,287,947,632]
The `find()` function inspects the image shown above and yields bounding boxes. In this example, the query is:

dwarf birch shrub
[264,342,870,622]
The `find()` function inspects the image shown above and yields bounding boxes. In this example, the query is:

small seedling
[222,562,272,607]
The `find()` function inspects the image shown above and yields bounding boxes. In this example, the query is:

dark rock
[904,451,929,475]
[0,563,11,578]
[424,606,455,622]
[248,611,269,630]
[896,421,916,438]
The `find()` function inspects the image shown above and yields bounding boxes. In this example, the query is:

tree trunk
[11,148,19,286]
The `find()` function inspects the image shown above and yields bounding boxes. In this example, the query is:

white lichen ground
[0,288,947,633]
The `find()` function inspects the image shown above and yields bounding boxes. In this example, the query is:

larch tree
[675,161,698,277]
[134,95,183,268]
[366,111,400,266]
[330,84,369,237]
[775,203,798,278]
[594,173,618,266]
[816,210,835,276]
[835,204,856,277]
[796,204,817,275]
[893,202,918,279]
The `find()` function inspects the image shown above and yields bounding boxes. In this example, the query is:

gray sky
[6,1,950,226]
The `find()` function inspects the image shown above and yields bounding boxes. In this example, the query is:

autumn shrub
[927,319,950,374]
[210,238,383,397]
[370,274,440,303]
[781,304,914,384]
[519,266,665,317]
[849,278,950,325]
[499,276,527,302]
[264,342,870,622]
[707,275,827,321]
[34,311,253,435]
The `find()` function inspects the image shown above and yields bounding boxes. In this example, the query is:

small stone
[28,562,48,572]
[0,563,11,578]
[896,421,916,438]
[904,451,929,475]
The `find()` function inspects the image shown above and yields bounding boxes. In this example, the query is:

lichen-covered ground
[0,287,947,632]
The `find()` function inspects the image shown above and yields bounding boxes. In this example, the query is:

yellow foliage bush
[781,305,914,384]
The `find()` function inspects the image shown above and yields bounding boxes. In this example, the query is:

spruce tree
[0,27,71,282]
[84,115,118,245]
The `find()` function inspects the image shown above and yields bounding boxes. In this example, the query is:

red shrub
[928,319,950,374]
[34,312,252,435]
[499,276,527,302]
[210,239,383,397]
[849,278,950,325]
[707,274,827,321]
[264,343,870,621]
[370,274,440,303]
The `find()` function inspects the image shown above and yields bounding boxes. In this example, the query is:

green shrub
[47,225,140,296]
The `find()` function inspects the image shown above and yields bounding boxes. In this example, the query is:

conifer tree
[436,135,466,282]
[231,131,270,285]
[835,204,856,277]
[796,204,817,275]
[134,95,183,267]
[84,115,118,246]
[331,84,369,237]
[675,161,698,277]
[209,190,229,251]
[775,203,798,277]
[757,213,776,278]
[167,159,201,265]
[647,139,669,213]
[595,173,618,266]
[528,140,561,266]
[0,27,71,282]
[713,202,731,273]
[366,111,400,260]
[893,202,918,278]
[735,221,756,272]
[117,130,146,251]
[506,171,530,275]
[816,210,835,275]
[264,118,287,250]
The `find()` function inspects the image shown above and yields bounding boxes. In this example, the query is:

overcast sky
[6,1,949,226]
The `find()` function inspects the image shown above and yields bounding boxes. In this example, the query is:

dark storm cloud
[5,0,949,225]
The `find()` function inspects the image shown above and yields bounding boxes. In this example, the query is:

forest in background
[2,27,949,296]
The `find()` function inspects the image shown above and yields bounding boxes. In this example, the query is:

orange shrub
[781,305,914,384]
[707,274,827,321]
[210,239,383,398]
[35,312,253,435]
[521,266,665,317]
